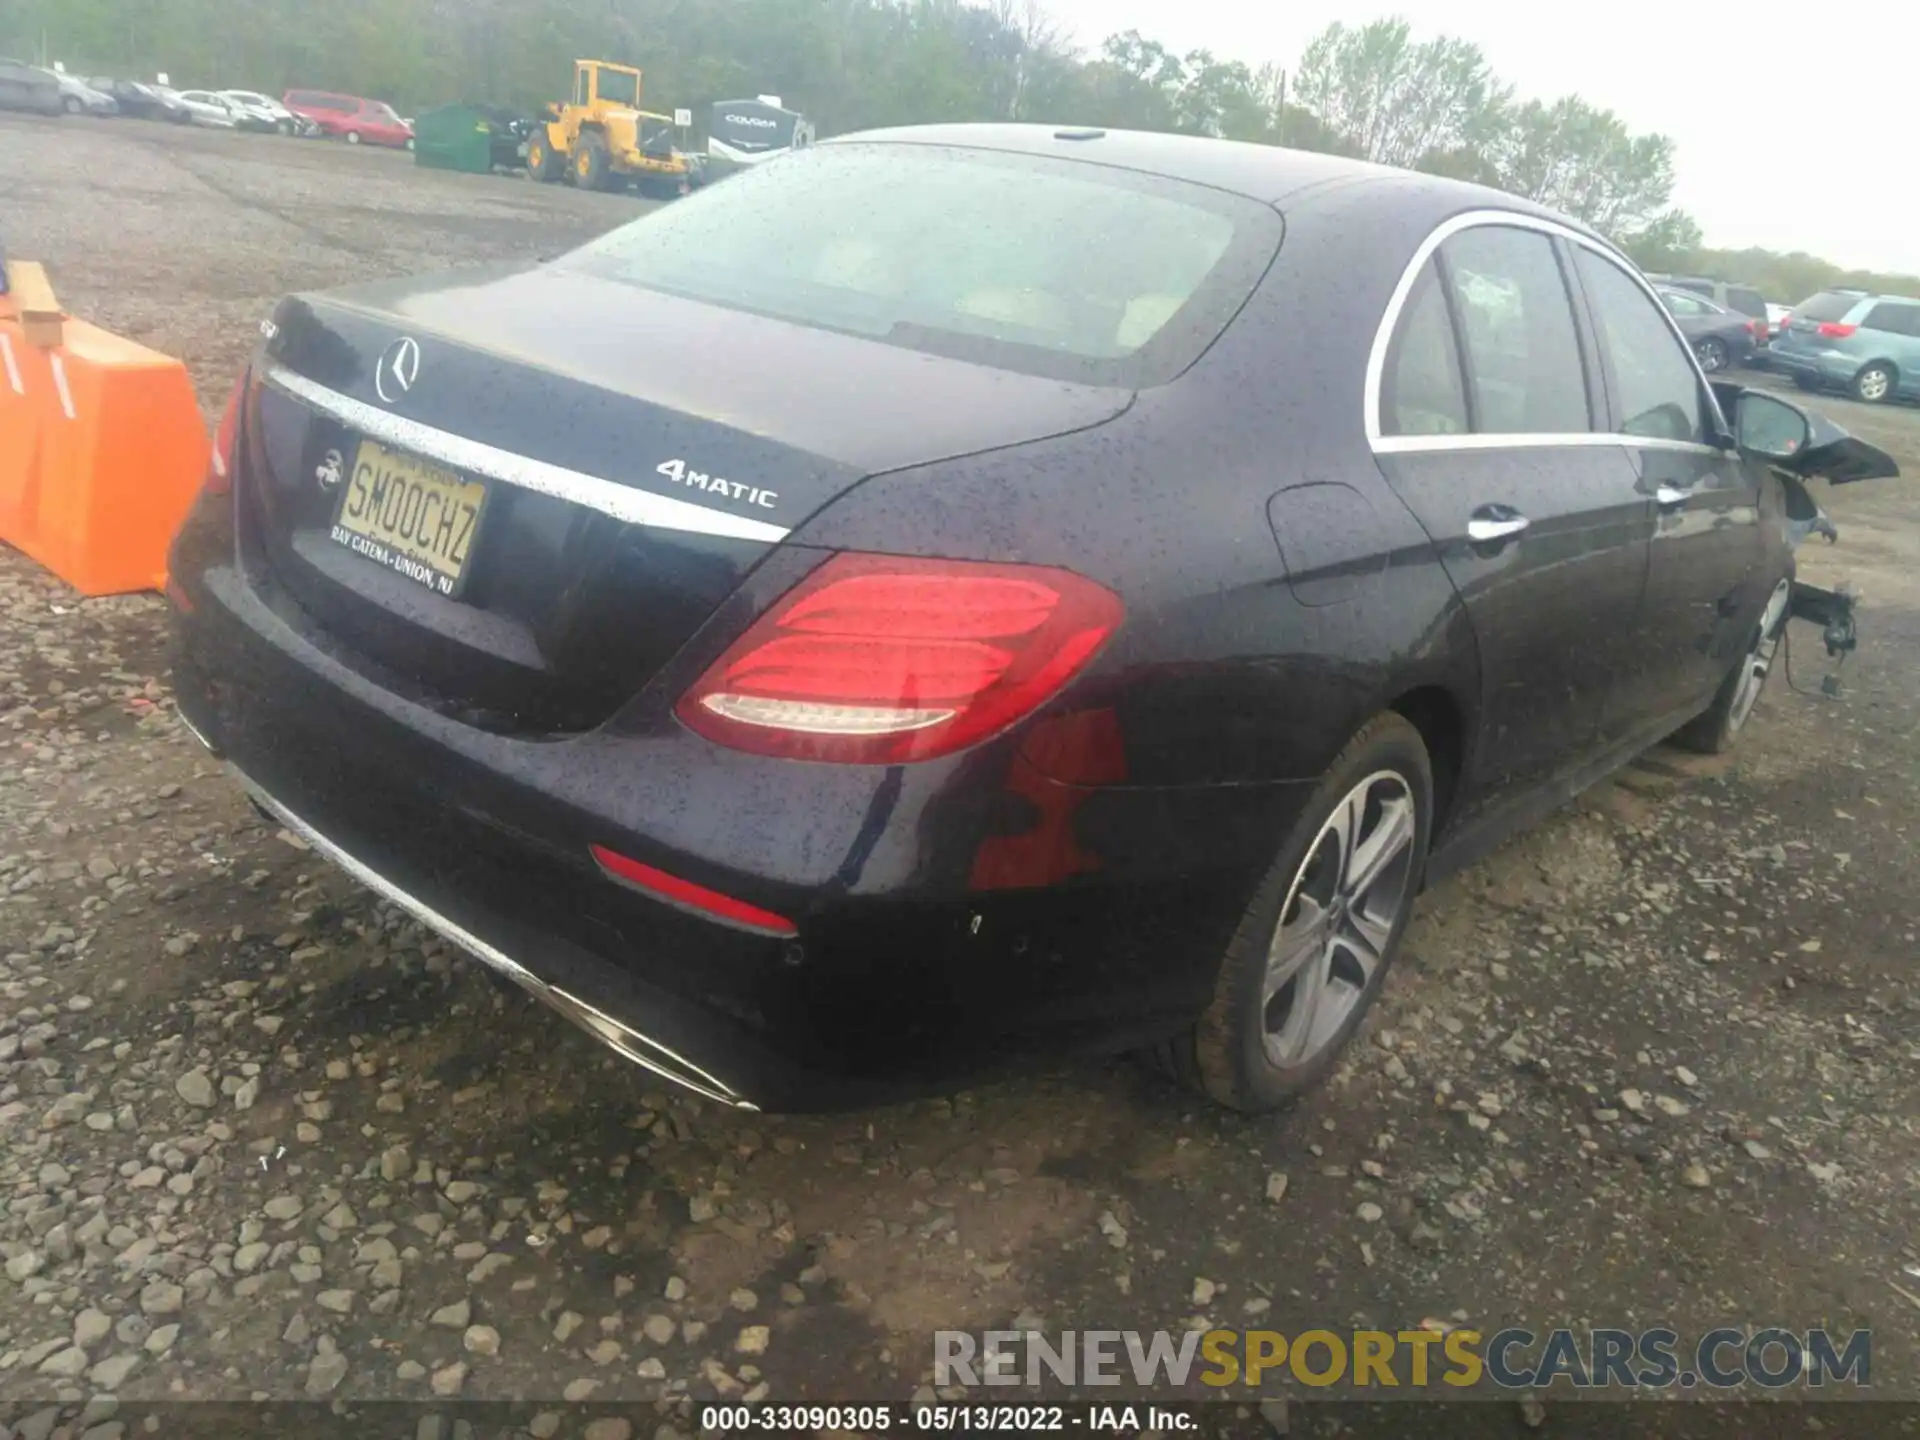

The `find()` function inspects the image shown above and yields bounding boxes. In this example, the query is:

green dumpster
[414,104,496,174]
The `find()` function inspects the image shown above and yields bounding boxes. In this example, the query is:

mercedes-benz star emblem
[374,336,421,404]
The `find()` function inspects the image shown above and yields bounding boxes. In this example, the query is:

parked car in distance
[0,58,62,115]
[221,89,309,136]
[1769,291,1920,404]
[283,89,414,148]
[215,92,283,133]
[1765,302,1792,336]
[169,89,239,128]
[51,72,118,116]
[1655,287,1763,373]
[89,78,190,122]
[168,125,1898,1116]
[1647,274,1770,330]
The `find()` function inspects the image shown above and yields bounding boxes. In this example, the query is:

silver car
[0,59,61,115]
[53,71,118,116]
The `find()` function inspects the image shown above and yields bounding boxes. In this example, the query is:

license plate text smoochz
[329,440,489,597]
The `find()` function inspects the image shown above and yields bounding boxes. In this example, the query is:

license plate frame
[328,439,491,599]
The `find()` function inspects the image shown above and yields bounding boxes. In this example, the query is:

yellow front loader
[526,60,688,198]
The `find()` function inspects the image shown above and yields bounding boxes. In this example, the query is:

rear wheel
[1167,712,1432,1113]
[1675,577,1792,753]
[1852,363,1895,404]
[63,96,83,115]
[277,118,292,136]
[574,135,612,191]
[1694,336,1729,374]
[345,129,361,145]
[525,133,560,182]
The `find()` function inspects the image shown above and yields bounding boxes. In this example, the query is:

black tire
[574,134,612,191]
[277,118,292,136]
[1852,363,1896,405]
[1164,711,1433,1113]
[63,96,83,115]
[1675,577,1792,754]
[1695,337,1729,374]
[525,132,561,182]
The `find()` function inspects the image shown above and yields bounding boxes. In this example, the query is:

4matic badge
[655,458,778,510]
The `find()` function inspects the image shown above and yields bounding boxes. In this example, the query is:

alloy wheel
[1261,770,1418,1069]
[1857,367,1892,403]
[1696,338,1727,373]
[1726,580,1792,735]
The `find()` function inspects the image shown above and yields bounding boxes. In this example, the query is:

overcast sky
[1040,0,1917,273]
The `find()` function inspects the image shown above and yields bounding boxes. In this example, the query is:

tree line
[3,0,1911,298]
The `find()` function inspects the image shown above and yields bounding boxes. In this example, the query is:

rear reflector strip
[590,844,798,937]
[262,365,791,545]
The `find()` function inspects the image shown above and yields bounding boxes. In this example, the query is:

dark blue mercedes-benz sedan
[167,124,1894,1114]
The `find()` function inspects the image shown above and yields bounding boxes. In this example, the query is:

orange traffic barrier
[0,260,208,597]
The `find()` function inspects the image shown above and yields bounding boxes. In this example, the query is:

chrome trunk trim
[262,364,790,545]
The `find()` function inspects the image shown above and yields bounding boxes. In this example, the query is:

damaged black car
[165,125,1899,1115]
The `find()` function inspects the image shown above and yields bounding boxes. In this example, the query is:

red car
[283,89,413,148]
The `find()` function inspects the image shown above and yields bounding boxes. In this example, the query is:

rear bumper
[169,518,1301,1110]
[1767,346,1853,385]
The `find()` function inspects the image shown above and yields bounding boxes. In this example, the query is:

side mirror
[1734,391,1812,460]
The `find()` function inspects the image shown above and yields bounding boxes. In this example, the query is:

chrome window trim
[1374,432,1723,457]
[263,365,791,545]
[233,764,756,1110]
[1365,208,1732,453]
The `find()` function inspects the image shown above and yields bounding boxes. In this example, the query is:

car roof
[823,122,1603,236]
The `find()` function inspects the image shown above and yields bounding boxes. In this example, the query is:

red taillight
[1816,322,1857,339]
[590,844,797,936]
[205,371,246,496]
[677,553,1125,764]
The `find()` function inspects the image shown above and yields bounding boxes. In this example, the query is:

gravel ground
[3,115,1918,1429]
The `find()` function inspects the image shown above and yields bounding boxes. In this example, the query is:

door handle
[1466,508,1530,543]
[1655,485,1691,508]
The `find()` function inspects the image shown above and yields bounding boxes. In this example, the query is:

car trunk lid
[236,264,1132,734]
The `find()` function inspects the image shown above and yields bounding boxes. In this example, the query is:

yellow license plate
[329,440,489,597]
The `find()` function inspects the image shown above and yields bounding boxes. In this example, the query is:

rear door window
[1863,303,1920,337]
[1438,225,1591,435]
[1725,287,1767,319]
[1574,249,1704,444]
[1381,259,1469,437]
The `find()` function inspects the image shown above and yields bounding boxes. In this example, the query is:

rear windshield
[559,142,1283,387]
[1795,291,1865,323]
